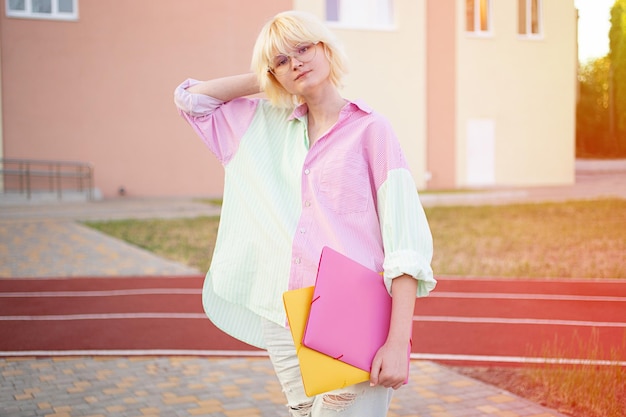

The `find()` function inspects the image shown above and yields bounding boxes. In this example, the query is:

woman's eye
[274,56,288,67]
[298,45,309,55]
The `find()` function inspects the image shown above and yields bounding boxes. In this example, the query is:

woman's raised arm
[186,73,261,102]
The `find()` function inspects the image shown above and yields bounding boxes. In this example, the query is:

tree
[579,1,626,157]
[577,57,611,156]
[608,0,626,155]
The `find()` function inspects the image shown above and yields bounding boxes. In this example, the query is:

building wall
[1,0,577,198]
[455,0,577,187]
[295,0,430,188]
[1,0,289,198]
[426,0,457,189]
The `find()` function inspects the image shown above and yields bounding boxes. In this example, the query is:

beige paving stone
[489,394,517,403]
[188,405,222,415]
[3,369,24,376]
[477,404,501,413]
[224,408,262,417]
[442,395,462,403]
[161,394,198,405]
[449,379,476,387]
[105,405,126,412]
[496,411,521,417]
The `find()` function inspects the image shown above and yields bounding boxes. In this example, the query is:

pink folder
[302,246,395,372]
[283,286,371,396]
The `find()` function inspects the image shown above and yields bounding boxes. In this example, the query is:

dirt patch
[451,365,625,417]
[453,366,548,405]
[452,366,582,416]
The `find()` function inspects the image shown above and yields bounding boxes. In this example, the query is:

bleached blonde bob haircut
[251,10,349,108]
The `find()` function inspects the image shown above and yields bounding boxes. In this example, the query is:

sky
[575,0,615,62]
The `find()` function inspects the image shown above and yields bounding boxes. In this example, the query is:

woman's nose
[290,56,304,68]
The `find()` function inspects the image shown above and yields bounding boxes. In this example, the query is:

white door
[466,118,495,187]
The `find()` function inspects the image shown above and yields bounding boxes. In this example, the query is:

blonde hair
[251,10,349,108]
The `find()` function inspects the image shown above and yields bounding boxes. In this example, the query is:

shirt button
[300,228,306,234]
[295,257,301,264]
[304,201,311,207]
[304,169,310,175]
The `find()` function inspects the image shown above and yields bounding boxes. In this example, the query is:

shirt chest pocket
[318,152,370,214]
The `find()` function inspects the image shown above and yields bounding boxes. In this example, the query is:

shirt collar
[288,99,373,121]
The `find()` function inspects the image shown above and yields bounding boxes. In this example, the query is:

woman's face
[270,42,331,97]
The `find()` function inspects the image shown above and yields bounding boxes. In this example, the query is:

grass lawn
[84,197,626,417]
[85,198,626,279]
[426,198,626,279]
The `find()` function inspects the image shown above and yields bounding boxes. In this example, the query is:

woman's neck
[304,86,347,145]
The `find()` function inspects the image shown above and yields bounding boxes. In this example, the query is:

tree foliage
[577,0,626,157]
[577,57,611,156]
[609,0,626,154]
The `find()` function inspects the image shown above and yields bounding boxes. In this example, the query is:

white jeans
[261,319,393,417]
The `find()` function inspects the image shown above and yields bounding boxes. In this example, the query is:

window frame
[5,0,78,21]
[517,0,543,39]
[465,0,493,37]
[325,0,395,31]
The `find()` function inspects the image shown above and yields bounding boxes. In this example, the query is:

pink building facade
[1,0,577,199]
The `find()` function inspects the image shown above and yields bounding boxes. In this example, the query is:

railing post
[48,162,54,194]
[26,161,31,200]
[88,165,93,200]
[56,163,62,200]
[18,161,25,195]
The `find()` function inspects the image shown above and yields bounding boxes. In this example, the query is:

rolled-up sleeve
[377,169,436,297]
[174,78,225,117]
[173,78,259,164]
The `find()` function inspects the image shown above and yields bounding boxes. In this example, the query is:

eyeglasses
[268,42,318,76]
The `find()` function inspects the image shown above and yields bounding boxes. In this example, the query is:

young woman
[174,10,435,417]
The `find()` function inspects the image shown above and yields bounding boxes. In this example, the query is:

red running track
[1,276,625,366]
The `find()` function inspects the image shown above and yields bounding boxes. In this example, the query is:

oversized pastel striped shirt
[174,78,435,349]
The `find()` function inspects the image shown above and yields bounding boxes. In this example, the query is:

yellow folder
[282,286,370,397]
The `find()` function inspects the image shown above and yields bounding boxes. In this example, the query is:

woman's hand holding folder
[369,274,418,390]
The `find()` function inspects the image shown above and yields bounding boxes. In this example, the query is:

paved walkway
[1,160,624,416]
[0,197,217,278]
[1,357,565,417]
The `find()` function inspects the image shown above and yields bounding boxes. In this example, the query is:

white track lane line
[0,313,207,320]
[1,313,624,328]
[411,353,626,367]
[0,289,201,297]
[0,350,623,367]
[2,289,624,302]
[431,291,626,302]
[0,349,266,357]
[413,315,626,327]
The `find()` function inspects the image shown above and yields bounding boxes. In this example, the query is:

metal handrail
[0,158,94,200]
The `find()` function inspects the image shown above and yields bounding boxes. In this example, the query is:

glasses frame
[268,42,319,76]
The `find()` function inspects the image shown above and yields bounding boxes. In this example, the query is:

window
[326,0,393,29]
[6,0,78,20]
[465,0,491,35]
[518,0,542,37]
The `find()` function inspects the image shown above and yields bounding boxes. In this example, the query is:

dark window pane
[8,0,26,11]
[531,0,539,34]
[466,0,475,31]
[518,0,527,34]
[32,0,52,13]
[59,0,73,13]
[326,0,339,21]
[479,0,489,31]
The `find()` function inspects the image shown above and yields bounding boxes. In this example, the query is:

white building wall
[456,0,577,187]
